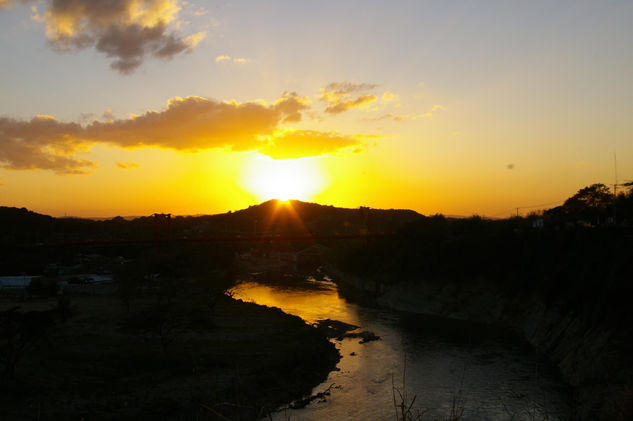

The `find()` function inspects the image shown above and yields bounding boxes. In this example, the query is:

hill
[0,200,421,275]
[0,200,420,244]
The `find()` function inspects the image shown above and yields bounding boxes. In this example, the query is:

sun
[242,154,326,201]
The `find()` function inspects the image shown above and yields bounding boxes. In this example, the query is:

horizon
[3,197,418,219]
[1,1,632,218]
[2,196,546,220]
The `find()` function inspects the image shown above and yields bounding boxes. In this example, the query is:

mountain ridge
[0,200,422,245]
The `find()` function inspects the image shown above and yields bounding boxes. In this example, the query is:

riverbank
[0,295,340,420]
[324,264,633,421]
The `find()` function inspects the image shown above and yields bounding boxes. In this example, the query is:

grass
[391,357,464,421]
[0,294,339,420]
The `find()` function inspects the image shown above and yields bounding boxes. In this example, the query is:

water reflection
[231,277,359,325]
[230,277,571,421]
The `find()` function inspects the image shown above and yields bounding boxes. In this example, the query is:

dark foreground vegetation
[1,296,338,420]
[339,184,633,325]
[0,242,339,420]
[336,183,633,420]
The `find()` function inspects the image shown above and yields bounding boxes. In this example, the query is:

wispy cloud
[116,161,140,169]
[215,55,252,64]
[382,92,398,102]
[8,0,206,74]
[370,104,445,122]
[192,6,208,16]
[324,95,376,115]
[319,82,377,114]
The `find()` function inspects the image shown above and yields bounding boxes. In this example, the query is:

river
[230,275,571,421]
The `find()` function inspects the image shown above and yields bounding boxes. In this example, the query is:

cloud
[0,0,28,8]
[365,113,395,121]
[259,129,362,159]
[0,115,96,174]
[272,92,311,123]
[183,31,205,47]
[2,0,35,9]
[371,104,445,122]
[319,81,378,114]
[84,96,299,151]
[20,0,204,74]
[116,161,140,169]
[319,82,377,100]
[192,6,207,16]
[215,55,252,64]
[324,95,376,114]
[382,92,398,102]
[0,93,364,172]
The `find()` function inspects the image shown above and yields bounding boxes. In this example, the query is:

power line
[488,200,564,218]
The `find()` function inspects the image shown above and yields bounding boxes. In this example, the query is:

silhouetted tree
[562,183,614,225]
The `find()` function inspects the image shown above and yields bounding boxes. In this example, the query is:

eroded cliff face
[325,265,633,421]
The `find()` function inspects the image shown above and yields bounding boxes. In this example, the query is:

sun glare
[242,155,326,202]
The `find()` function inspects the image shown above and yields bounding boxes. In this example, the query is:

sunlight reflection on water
[231,278,358,324]
[230,277,571,421]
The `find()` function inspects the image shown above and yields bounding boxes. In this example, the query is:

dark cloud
[0,116,95,174]
[0,94,365,172]
[20,0,205,74]
[319,81,377,114]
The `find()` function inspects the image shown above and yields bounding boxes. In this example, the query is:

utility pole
[614,152,618,224]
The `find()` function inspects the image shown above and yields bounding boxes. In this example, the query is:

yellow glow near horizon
[241,154,327,201]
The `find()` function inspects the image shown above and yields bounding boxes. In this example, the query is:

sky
[1,0,632,218]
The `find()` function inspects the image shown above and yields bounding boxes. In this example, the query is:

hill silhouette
[0,200,420,246]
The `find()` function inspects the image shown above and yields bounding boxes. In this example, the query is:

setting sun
[241,154,327,201]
